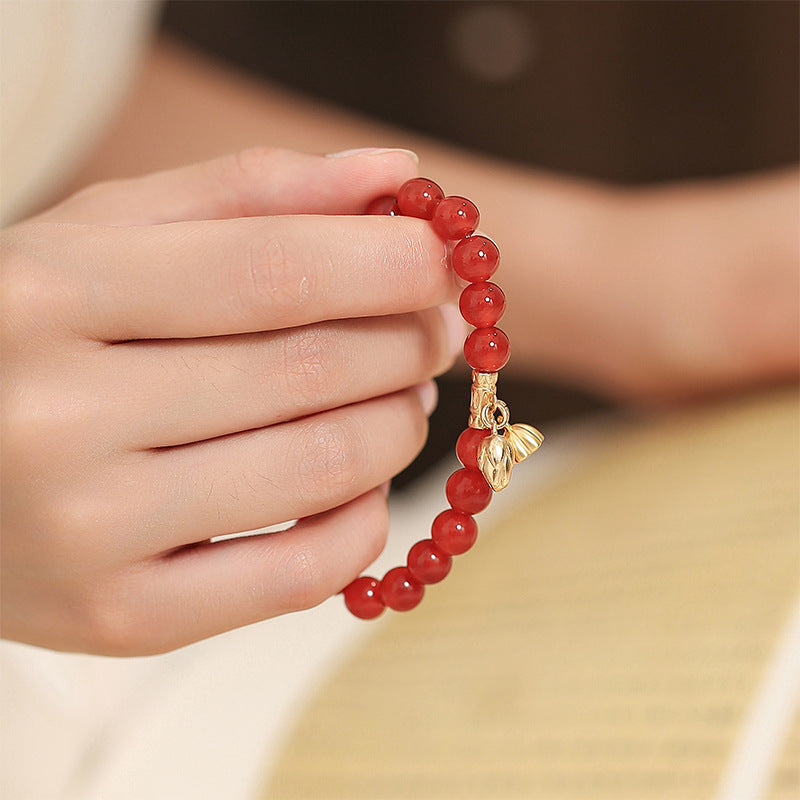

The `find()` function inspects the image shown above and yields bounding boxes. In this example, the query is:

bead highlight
[396,178,444,219]
[459,281,506,327]
[464,327,511,372]
[445,468,492,515]
[452,236,500,282]
[380,567,425,611]
[407,539,453,584]
[431,509,479,555]
[343,576,385,619]
[432,196,480,240]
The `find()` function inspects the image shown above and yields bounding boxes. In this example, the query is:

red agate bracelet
[342,178,543,619]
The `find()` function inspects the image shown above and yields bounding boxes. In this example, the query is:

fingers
[44,147,419,226]
[62,214,451,340]
[135,386,432,551]
[109,306,463,448]
[99,487,390,655]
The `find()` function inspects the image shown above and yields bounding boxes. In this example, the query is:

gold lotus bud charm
[477,434,516,491]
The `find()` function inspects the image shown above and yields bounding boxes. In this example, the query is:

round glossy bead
[463,327,510,372]
[365,195,398,216]
[456,427,490,470]
[431,509,479,555]
[452,236,500,282]
[343,576,385,619]
[407,539,452,584]
[396,178,444,219]
[445,468,492,515]
[459,282,506,327]
[380,567,424,611]
[431,196,480,240]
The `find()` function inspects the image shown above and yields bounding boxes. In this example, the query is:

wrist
[499,174,629,390]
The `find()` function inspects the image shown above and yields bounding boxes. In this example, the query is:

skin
[2,37,797,655]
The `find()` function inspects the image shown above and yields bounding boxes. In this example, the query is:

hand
[0,147,463,655]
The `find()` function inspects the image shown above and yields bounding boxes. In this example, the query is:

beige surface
[770,709,800,799]
[265,390,799,799]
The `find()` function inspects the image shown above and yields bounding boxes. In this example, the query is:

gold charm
[468,370,543,492]
[505,423,544,463]
[477,434,515,491]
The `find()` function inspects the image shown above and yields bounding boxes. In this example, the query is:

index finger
[62,215,452,340]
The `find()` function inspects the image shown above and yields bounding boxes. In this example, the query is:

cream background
[0,0,157,226]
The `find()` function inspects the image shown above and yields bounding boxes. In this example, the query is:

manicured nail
[326,147,419,163]
[415,380,439,416]
[438,302,469,360]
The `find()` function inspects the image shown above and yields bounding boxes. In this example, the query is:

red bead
[396,178,444,219]
[463,327,510,372]
[431,196,480,240]
[431,509,479,555]
[407,539,452,584]
[452,236,500,282]
[343,576,385,619]
[456,427,490,469]
[459,282,506,327]
[445,468,492,515]
[380,567,424,611]
[365,195,398,215]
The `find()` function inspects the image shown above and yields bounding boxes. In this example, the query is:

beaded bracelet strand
[342,178,543,619]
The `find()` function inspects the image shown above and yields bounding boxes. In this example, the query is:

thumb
[41,146,419,225]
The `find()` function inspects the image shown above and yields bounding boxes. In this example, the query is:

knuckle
[392,224,428,307]
[69,179,121,205]
[280,326,339,407]
[1,376,107,479]
[39,490,115,561]
[231,145,282,181]
[404,390,431,455]
[73,576,153,657]
[295,416,366,499]
[362,496,390,565]
[279,544,327,611]
[390,221,448,309]
[85,604,142,657]
[413,308,450,375]
[212,147,282,217]
[52,493,103,543]
[0,387,35,463]
[0,402,70,509]
[0,227,56,340]
[233,227,313,323]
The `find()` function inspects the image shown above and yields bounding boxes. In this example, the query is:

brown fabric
[263,389,799,799]
[162,0,799,182]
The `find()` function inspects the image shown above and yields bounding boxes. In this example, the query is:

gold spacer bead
[468,371,498,429]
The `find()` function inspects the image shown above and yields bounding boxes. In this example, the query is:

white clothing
[0,0,157,226]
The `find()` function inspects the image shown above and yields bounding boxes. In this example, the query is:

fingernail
[326,147,419,163]
[415,380,439,416]
[379,480,391,498]
[439,302,469,360]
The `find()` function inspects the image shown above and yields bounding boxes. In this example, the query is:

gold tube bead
[468,371,498,429]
